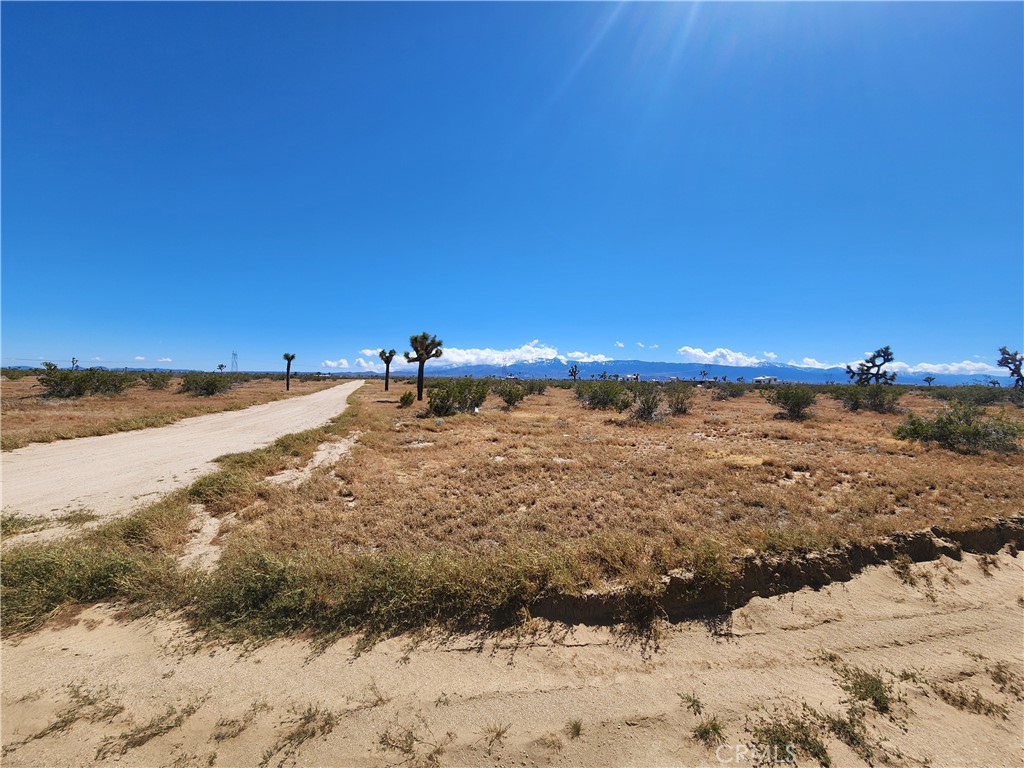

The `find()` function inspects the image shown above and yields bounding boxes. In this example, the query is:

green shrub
[928,385,1009,406]
[399,391,415,408]
[763,384,816,420]
[831,384,903,413]
[37,363,137,398]
[665,382,695,415]
[631,383,661,422]
[893,402,1023,454]
[0,367,41,381]
[575,380,633,412]
[711,382,748,401]
[426,379,489,416]
[523,380,547,396]
[179,372,235,397]
[140,371,172,390]
[494,381,526,408]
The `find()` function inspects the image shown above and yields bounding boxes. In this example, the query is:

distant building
[752,376,780,385]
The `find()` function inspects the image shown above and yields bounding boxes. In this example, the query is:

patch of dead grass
[219,383,1022,580]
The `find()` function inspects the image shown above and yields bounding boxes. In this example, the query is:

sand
[2,550,1021,767]
[0,381,363,524]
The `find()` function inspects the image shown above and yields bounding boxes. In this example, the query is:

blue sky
[2,2,1021,376]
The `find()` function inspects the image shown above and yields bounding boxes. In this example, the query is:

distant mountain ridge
[2,361,1005,387]
[399,358,1003,387]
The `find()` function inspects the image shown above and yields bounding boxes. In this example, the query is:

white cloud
[91,357,103,361]
[676,346,764,367]
[763,351,777,360]
[566,351,613,363]
[322,358,350,369]
[436,340,560,367]
[134,356,145,361]
[890,360,1002,375]
[789,357,835,369]
[614,341,625,348]
[359,348,381,357]
[158,357,172,363]
[636,342,645,348]
[649,344,659,350]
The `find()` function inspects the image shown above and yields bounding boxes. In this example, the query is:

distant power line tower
[230,351,238,372]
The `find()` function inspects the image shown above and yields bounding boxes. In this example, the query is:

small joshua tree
[217,363,226,373]
[283,353,296,391]
[568,364,580,381]
[997,347,1023,390]
[923,376,936,387]
[847,346,897,385]
[404,332,443,401]
[378,348,397,391]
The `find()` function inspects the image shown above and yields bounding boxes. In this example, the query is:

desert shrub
[893,402,1023,454]
[631,383,661,422]
[399,391,415,408]
[665,382,695,415]
[140,371,172,390]
[763,384,816,420]
[575,380,633,412]
[523,380,547,395]
[928,385,1008,406]
[179,372,235,397]
[426,379,489,417]
[711,382,748,401]
[831,384,903,413]
[494,381,526,408]
[0,367,41,381]
[37,363,137,398]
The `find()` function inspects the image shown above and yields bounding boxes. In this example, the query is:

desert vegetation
[3,379,1020,647]
[0,373,339,450]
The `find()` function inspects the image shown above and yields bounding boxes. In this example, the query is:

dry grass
[0,375,339,450]
[4,379,1021,644]
[222,381,1022,579]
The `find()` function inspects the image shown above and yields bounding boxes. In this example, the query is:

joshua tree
[922,376,936,387]
[404,332,443,401]
[283,353,296,391]
[846,346,897,385]
[568,364,580,381]
[217,363,226,373]
[997,347,1023,390]
[70,357,79,371]
[699,370,708,381]
[378,348,397,391]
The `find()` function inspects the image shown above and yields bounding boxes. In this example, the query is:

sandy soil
[0,381,363,523]
[2,551,1021,768]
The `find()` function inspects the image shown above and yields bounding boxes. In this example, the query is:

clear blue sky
[2,2,1021,375]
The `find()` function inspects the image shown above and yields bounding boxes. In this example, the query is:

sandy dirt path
[0,380,363,521]
[2,551,1021,767]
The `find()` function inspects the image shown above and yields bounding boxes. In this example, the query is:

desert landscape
[2,374,1022,766]
[3,3,1021,766]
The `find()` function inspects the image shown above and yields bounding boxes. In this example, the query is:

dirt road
[2,551,1021,767]
[0,380,363,521]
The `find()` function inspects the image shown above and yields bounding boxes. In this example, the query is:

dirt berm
[534,516,1024,624]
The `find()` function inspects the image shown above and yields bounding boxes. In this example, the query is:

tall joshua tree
[378,348,397,391]
[846,346,897,385]
[568,364,580,381]
[922,376,936,387]
[997,346,1023,390]
[404,332,443,401]
[283,353,296,391]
